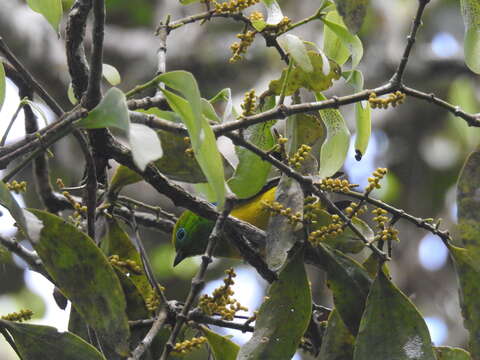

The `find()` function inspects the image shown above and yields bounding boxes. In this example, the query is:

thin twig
[390,0,431,85]
[74,133,97,240]
[128,309,168,360]
[0,37,64,116]
[159,197,235,360]
[84,0,104,109]
[66,0,92,99]
[117,195,177,222]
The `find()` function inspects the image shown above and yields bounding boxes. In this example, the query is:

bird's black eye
[176,228,186,241]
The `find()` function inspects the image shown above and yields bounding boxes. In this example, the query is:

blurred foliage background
[0,0,477,358]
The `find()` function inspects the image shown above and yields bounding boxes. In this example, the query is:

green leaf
[322,16,363,69]
[200,326,239,360]
[102,63,121,86]
[101,218,152,302]
[202,98,222,123]
[113,269,152,352]
[261,0,283,25]
[27,209,130,356]
[269,51,341,96]
[318,309,355,360]
[144,108,182,123]
[353,271,436,360]
[316,92,351,179]
[344,70,371,161]
[323,11,351,66]
[129,123,163,171]
[456,150,480,258]
[0,320,106,360]
[332,0,369,34]
[68,306,90,344]
[76,87,130,133]
[434,346,472,360]
[0,62,5,112]
[313,243,371,335]
[67,82,78,105]
[158,71,225,207]
[227,121,275,198]
[265,177,304,271]
[448,245,480,357]
[238,249,311,359]
[279,34,313,72]
[209,88,233,122]
[461,0,480,73]
[26,0,63,32]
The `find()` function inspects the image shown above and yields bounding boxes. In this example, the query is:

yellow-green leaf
[201,326,239,360]
[434,346,472,360]
[322,16,363,69]
[158,71,225,208]
[102,63,121,86]
[76,87,129,133]
[345,70,371,161]
[26,0,63,32]
[461,0,480,73]
[269,51,341,96]
[316,92,351,179]
[323,11,351,66]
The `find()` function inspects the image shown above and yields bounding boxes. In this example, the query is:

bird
[172,185,277,266]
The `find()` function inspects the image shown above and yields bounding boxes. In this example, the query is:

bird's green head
[172,210,215,266]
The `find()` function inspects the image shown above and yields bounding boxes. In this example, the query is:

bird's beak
[173,251,186,267]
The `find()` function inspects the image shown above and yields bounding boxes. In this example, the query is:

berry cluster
[1,309,33,322]
[6,180,27,193]
[214,0,260,14]
[198,268,248,321]
[109,255,143,275]
[272,16,292,33]
[263,200,303,224]
[344,201,366,218]
[230,30,257,63]
[372,208,399,242]
[308,214,345,246]
[366,168,387,193]
[368,91,406,109]
[289,144,312,168]
[241,89,257,117]
[249,11,264,22]
[172,336,207,356]
[318,178,356,193]
[145,290,161,312]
